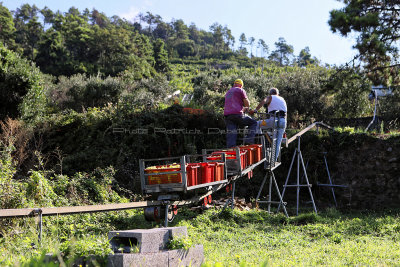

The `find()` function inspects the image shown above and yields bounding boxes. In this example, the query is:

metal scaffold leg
[221,181,236,211]
[278,136,317,215]
[255,170,288,217]
[317,152,348,207]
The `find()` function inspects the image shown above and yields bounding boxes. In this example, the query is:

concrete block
[168,245,204,267]
[107,252,169,267]
[108,227,188,254]
[107,245,204,267]
[162,226,188,239]
[109,229,169,253]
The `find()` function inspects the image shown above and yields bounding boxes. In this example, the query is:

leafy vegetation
[2,207,400,266]
[329,1,400,85]
[0,1,400,266]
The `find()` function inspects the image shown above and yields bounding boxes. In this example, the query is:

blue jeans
[263,116,286,161]
[224,114,257,148]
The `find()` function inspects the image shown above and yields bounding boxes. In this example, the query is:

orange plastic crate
[186,163,201,186]
[239,146,255,165]
[211,150,247,170]
[145,165,181,185]
[214,162,225,181]
[246,144,263,162]
[199,162,215,184]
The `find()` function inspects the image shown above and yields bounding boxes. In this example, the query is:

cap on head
[234,79,244,87]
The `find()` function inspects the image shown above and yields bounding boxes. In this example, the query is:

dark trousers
[224,114,257,148]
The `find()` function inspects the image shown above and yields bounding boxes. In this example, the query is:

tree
[153,39,169,73]
[297,46,317,67]
[239,33,247,50]
[172,19,188,40]
[329,0,400,85]
[248,37,255,57]
[223,26,234,50]
[13,4,43,60]
[210,22,224,52]
[269,37,294,66]
[257,39,268,58]
[0,45,47,121]
[144,12,161,36]
[40,6,54,27]
[0,4,16,48]
[90,9,109,28]
[154,21,172,41]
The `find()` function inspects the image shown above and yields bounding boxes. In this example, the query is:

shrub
[0,45,47,121]
[48,74,125,112]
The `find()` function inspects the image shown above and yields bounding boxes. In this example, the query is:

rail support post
[33,208,43,243]
[278,136,317,215]
[163,202,170,227]
[255,170,288,217]
[221,181,236,212]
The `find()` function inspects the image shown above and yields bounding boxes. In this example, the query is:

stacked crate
[145,161,224,187]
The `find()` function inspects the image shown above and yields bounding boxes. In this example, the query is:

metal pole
[299,151,317,213]
[296,137,300,216]
[268,173,272,213]
[231,181,236,209]
[34,208,43,243]
[324,153,337,207]
[256,173,268,202]
[271,171,288,217]
[277,148,296,212]
[164,203,169,227]
[366,92,378,131]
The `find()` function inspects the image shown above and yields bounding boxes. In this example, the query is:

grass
[175,207,400,266]
[1,207,400,266]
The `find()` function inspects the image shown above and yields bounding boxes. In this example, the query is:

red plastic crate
[186,163,201,186]
[214,162,225,181]
[249,144,263,162]
[145,164,181,185]
[199,162,215,184]
[239,146,255,166]
[211,150,247,170]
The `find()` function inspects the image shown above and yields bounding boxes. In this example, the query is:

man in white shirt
[250,88,287,161]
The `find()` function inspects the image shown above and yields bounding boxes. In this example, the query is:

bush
[0,45,47,121]
[48,74,125,112]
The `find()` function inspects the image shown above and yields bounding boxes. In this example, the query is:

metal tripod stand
[255,169,288,217]
[255,123,288,217]
[278,136,317,215]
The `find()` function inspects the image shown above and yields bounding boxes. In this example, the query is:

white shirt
[268,95,287,113]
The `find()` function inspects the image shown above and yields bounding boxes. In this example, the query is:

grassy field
[177,207,400,266]
[1,207,400,266]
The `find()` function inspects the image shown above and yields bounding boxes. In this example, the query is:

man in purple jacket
[223,79,257,148]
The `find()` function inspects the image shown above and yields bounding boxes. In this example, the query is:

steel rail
[287,122,333,145]
[0,201,165,218]
[0,122,333,219]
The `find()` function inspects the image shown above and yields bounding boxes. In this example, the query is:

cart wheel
[226,185,231,192]
[208,194,212,204]
[144,207,161,222]
[167,205,177,223]
[172,205,178,215]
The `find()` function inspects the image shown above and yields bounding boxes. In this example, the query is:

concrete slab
[161,226,188,239]
[107,245,204,267]
[168,245,204,267]
[108,227,188,254]
[108,228,169,253]
[107,252,169,267]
